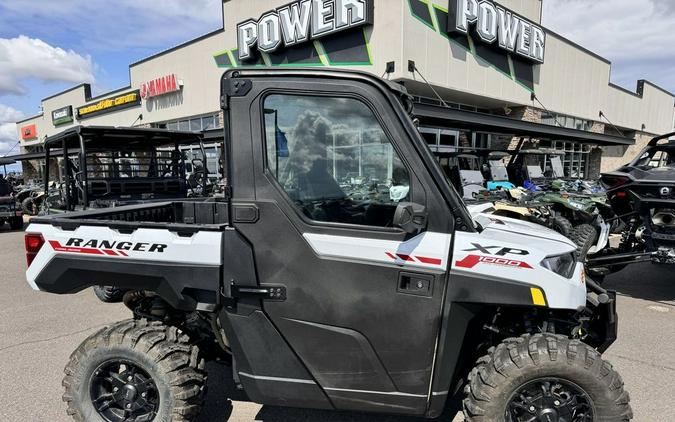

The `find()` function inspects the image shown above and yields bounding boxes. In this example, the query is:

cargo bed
[31,200,229,233]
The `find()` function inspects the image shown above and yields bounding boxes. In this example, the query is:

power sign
[449,0,545,63]
[237,0,374,62]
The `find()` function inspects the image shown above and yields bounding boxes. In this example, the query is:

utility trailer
[25,69,631,421]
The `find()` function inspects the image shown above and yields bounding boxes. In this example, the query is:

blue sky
[1,0,674,160]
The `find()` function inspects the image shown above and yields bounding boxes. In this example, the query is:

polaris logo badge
[237,0,374,61]
[449,0,546,63]
[660,187,671,197]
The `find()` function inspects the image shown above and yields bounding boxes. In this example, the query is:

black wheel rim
[505,378,595,422]
[89,359,159,422]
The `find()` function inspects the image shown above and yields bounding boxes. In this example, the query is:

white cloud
[0,36,95,96]
[542,0,675,91]
[0,104,25,124]
[0,104,24,156]
[0,0,222,53]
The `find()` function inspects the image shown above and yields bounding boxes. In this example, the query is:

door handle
[397,272,434,297]
[231,283,286,301]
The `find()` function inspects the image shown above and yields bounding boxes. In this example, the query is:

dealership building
[15,0,675,182]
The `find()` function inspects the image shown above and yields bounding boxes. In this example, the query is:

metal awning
[0,158,16,165]
[413,103,635,146]
[5,149,80,161]
[44,125,203,149]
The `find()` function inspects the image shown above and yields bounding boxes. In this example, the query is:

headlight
[541,253,576,279]
[568,200,586,210]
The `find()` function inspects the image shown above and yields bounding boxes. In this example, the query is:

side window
[264,94,410,228]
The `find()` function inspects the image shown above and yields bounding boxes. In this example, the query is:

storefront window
[166,114,221,132]
[552,141,591,178]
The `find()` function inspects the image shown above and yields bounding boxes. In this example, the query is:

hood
[473,212,576,249]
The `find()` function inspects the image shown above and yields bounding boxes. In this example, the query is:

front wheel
[62,319,207,422]
[463,334,632,421]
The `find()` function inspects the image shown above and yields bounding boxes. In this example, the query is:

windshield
[631,147,675,169]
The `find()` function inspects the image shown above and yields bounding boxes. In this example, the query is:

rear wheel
[549,216,573,238]
[93,286,126,303]
[21,197,38,216]
[463,334,632,421]
[9,216,23,230]
[62,319,206,422]
[570,224,598,261]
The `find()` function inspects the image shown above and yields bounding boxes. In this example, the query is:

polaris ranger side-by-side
[24,69,631,421]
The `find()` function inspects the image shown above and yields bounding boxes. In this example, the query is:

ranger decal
[48,238,168,257]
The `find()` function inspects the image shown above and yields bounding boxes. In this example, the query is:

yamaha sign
[449,0,545,63]
[237,0,374,62]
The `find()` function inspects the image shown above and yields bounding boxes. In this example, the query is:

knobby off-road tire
[8,216,23,230]
[21,197,38,216]
[63,319,207,422]
[463,334,632,422]
[93,285,126,303]
[570,224,598,261]
[549,216,573,238]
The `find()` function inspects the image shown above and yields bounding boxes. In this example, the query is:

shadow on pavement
[198,363,462,422]
[604,262,675,305]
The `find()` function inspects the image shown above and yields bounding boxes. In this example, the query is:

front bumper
[584,290,618,353]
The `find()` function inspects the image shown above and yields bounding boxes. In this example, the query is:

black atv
[598,132,675,268]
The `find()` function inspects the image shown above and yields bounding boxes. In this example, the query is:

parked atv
[15,185,44,216]
[0,176,22,230]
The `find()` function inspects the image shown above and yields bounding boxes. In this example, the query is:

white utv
[24,69,631,421]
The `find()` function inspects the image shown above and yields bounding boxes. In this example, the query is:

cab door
[224,73,456,415]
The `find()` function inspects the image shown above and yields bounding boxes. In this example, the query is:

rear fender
[25,223,224,311]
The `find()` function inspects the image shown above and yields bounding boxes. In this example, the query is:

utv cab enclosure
[25,69,630,422]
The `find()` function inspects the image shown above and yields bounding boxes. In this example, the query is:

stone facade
[600,132,651,172]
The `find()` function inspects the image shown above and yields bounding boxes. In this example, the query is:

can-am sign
[52,105,74,126]
[140,74,182,99]
[237,0,374,62]
[449,0,545,63]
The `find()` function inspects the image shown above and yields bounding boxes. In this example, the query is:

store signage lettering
[21,124,37,140]
[237,0,374,61]
[52,105,74,126]
[449,0,545,63]
[77,90,141,119]
[140,74,182,99]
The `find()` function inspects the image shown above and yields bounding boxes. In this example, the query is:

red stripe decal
[48,240,128,257]
[49,240,104,255]
[385,252,397,260]
[415,256,442,265]
[396,254,415,262]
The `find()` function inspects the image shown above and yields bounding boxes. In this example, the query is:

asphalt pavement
[0,227,673,421]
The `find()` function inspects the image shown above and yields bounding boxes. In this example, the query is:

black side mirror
[393,202,428,233]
